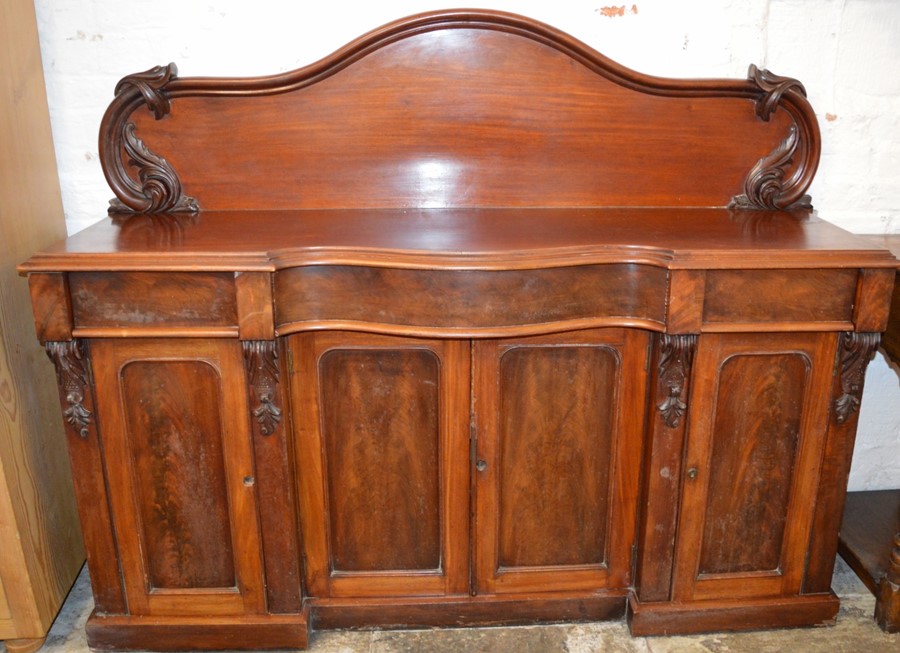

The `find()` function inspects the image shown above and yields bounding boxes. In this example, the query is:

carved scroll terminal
[656,334,697,428]
[105,62,198,214]
[243,341,283,436]
[114,63,178,120]
[833,332,880,424]
[45,341,92,438]
[747,64,807,123]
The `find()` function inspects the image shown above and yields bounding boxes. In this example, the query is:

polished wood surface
[101,11,818,213]
[473,330,647,595]
[1,0,85,648]
[672,333,837,604]
[18,8,899,649]
[291,332,470,599]
[90,339,265,617]
[19,209,896,273]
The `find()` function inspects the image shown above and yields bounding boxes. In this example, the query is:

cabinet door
[90,339,265,616]
[472,329,649,594]
[672,332,837,601]
[290,332,469,598]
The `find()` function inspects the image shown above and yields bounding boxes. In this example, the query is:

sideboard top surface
[19,208,898,273]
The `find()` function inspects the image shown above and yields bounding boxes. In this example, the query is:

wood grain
[635,334,696,602]
[702,269,856,327]
[249,342,302,613]
[673,332,835,603]
[291,332,470,599]
[122,360,236,589]
[496,345,616,568]
[0,0,84,642]
[275,263,667,335]
[89,339,265,617]
[320,347,442,572]
[698,353,806,574]
[70,271,237,330]
[473,329,649,595]
[21,208,897,275]
[122,23,800,211]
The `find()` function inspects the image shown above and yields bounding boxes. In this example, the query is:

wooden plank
[0,0,85,641]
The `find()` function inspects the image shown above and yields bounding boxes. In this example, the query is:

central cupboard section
[289,328,649,599]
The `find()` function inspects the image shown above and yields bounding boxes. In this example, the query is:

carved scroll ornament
[243,341,283,436]
[45,341,93,438]
[833,332,880,424]
[102,63,198,214]
[731,64,818,211]
[748,64,808,123]
[656,334,697,428]
[730,125,812,210]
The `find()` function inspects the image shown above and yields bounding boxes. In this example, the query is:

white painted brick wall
[33,0,900,489]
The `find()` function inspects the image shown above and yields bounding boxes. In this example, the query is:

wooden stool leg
[875,531,900,633]
[3,636,48,653]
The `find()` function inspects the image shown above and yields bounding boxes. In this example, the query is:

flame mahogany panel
[120,360,236,590]
[274,263,668,335]
[698,353,807,575]
[319,347,442,573]
[496,345,617,569]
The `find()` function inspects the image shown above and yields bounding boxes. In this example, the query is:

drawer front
[702,269,857,330]
[275,264,668,336]
[70,272,238,334]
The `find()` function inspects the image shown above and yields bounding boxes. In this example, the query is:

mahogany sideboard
[19,10,899,649]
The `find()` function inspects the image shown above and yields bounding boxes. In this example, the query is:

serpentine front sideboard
[19,9,898,650]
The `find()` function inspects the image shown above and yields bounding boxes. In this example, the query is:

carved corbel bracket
[656,334,697,428]
[731,64,817,211]
[833,332,880,424]
[102,63,198,214]
[243,341,283,436]
[45,341,93,438]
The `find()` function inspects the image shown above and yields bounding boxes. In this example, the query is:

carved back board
[100,9,819,214]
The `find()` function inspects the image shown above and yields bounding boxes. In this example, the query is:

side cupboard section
[631,330,882,635]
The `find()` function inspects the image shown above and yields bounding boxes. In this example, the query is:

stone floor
[11,558,900,653]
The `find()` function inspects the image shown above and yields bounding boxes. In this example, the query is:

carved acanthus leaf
[108,122,199,214]
[243,341,283,436]
[45,341,92,438]
[748,64,807,122]
[730,125,811,211]
[656,334,697,428]
[833,332,879,424]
